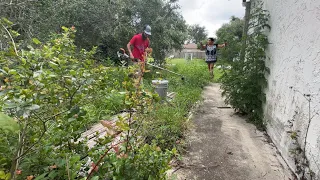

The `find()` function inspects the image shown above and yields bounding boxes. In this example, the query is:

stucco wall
[254,0,320,178]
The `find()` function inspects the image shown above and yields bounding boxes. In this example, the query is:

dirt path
[173,84,293,180]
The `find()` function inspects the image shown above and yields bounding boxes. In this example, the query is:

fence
[171,50,205,60]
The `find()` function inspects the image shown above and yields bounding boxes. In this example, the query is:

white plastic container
[151,80,169,99]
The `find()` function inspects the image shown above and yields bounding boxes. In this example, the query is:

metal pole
[146,62,185,78]
[240,1,251,62]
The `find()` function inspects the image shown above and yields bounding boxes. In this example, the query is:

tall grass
[141,59,222,150]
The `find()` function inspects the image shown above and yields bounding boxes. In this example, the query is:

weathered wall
[255,0,320,178]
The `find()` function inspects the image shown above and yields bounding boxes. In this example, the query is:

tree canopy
[187,24,208,44]
[216,16,244,62]
[0,0,188,63]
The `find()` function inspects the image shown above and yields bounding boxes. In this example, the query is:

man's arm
[127,42,134,59]
[144,40,151,62]
[127,35,137,59]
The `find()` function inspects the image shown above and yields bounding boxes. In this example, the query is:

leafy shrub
[0,21,186,180]
[220,2,270,128]
[106,143,174,180]
[141,59,219,150]
[0,18,215,179]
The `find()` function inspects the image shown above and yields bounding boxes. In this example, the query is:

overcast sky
[178,0,245,37]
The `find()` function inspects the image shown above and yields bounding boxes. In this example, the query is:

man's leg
[134,61,145,88]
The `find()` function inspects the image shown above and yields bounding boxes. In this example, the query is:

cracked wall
[255,0,320,178]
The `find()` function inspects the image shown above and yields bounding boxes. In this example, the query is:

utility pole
[240,0,251,61]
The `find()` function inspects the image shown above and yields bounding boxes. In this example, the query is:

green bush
[220,3,270,128]
[106,143,174,180]
[0,19,219,179]
[0,23,175,179]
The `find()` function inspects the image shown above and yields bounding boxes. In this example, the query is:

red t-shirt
[129,34,149,61]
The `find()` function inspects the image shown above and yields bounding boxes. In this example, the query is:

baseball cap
[144,25,151,35]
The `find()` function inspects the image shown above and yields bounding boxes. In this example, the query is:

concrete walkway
[174,84,294,180]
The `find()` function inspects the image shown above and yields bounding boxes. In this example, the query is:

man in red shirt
[127,25,152,86]
[127,25,151,62]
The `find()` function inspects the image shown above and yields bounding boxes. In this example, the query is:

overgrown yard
[0,0,278,179]
[142,58,222,150]
[0,26,222,180]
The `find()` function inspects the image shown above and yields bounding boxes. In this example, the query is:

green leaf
[0,170,11,180]
[70,70,76,76]
[21,58,27,65]
[48,171,58,179]
[0,69,8,74]
[91,176,99,180]
[8,69,17,75]
[0,91,6,96]
[116,121,130,131]
[27,104,40,111]
[1,18,13,26]
[0,112,19,133]
[34,173,48,180]
[61,26,69,32]
[68,118,76,123]
[172,147,177,155]
[125,101,132,105]
[69,155,80,165]
[49,62,58,69]
[32,38,41,45]
[3,102,19,109]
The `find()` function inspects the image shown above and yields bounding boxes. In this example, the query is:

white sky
[178,0,245,37]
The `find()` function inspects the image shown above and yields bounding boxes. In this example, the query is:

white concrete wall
[255,0,320,178]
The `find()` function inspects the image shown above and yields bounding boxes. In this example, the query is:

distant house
[170,43,205,60]
[183,43,198,52]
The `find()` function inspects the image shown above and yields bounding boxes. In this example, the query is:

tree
[0,0,188,65]
[220,4,271,128]
[187,24,208,44]
[129,0,188,65]
[216,16,244,63]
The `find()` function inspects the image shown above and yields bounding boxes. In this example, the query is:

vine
[287,87,320,179]
[220,1,270,128]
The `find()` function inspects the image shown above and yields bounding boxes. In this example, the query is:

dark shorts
[206,61,216,64]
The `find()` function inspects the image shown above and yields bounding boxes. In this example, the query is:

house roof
[183,43,198,49]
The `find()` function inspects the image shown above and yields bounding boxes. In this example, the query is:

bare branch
[0,22,20,57]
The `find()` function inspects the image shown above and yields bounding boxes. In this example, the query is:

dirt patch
[171,84,293,180]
